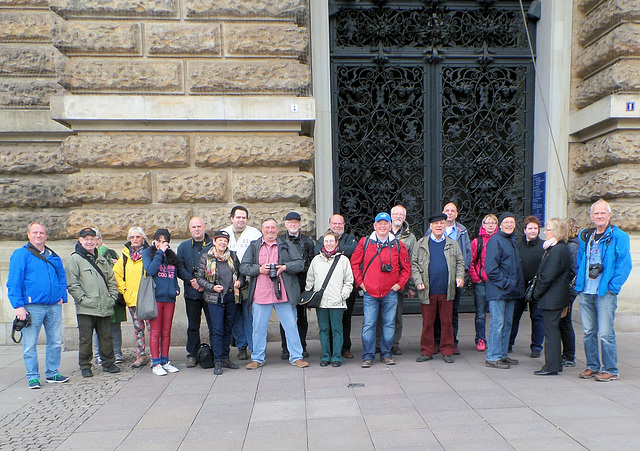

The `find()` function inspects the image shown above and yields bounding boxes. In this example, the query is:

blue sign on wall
[532,172,546,225]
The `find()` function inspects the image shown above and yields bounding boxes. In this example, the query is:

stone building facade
[0,0,638,344]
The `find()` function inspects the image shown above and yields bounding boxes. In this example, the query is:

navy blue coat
[485,230,525,301]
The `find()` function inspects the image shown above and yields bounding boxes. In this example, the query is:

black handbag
[298,255,341,308]
[525,249,548,303]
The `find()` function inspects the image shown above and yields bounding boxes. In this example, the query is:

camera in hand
[380,263,393,273]
[588,263,603,279]
[268,263,278,279]
[268,263,282,299]
[12,311,32,344]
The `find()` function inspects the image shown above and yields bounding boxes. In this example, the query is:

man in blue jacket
[484,213,525,369]
[576,199,632,382]
[6,222,69,389]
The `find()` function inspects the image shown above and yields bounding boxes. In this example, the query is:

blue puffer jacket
[575,224,632,296]
[485,230,525,301]
[142,246,180,303]
[7,244,68,308]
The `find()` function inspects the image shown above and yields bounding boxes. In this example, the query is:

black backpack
[196,343,214,369]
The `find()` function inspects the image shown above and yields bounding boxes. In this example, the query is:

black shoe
[320,360,329,367]
[563,358,576,367]
[238,347,248,361]
[214,361,223,375]
[102,364,121,373]
[81,368,93,378]
[531,349,541,358]
[534,369,558,376]
[332,361,341,367]
[186,356,197,368]
[501,357,519,365]
[391,346,403,355]
[416,354,433,362]
[222,359,239,369]
[303,350,309,358]
[281,350,290,360]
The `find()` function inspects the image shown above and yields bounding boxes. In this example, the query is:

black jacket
[485,230,525,301]
[280,232,315,290]
[517,236,545,285]
[177,234,213,300]
[533,242,571,311]
[240,237,303,306]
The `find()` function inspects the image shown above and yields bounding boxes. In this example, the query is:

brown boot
[131,355,149,369]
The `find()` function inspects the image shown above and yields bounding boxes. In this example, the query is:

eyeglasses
[483,221,497,225]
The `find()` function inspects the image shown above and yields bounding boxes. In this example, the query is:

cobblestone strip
[0,349,142,451]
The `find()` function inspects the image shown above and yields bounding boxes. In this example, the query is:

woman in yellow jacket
[113,227,150,369]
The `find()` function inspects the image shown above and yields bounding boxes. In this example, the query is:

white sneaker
[152,364,167,376]
[162,362,179,373]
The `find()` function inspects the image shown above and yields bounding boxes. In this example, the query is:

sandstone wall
[570,0,640,232]
[1,0,314,240]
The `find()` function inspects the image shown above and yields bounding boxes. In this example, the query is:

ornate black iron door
[330,1,536,239]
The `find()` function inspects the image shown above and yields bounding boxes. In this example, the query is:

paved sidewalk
[2,313,640,450]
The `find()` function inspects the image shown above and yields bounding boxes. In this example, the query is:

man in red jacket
[351,212,411,368]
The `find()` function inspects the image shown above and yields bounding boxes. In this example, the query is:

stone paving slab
[2,313,640,450]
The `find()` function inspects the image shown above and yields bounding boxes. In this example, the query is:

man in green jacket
[65,227,121,377]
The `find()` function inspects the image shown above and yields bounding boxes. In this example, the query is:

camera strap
[26,245,57,269]
[11,327,23,344]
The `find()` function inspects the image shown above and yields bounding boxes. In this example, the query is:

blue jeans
[579,292,618,375]
[487,299,515,361]
[474,282,488,343]
[362,290,397,361]
[251,302,302,364]
[232,300,253,351]
[208,293,238,361]
[22,303,63,381]
[509,299,544,352]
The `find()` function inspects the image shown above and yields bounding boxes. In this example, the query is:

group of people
[6,198,632,388]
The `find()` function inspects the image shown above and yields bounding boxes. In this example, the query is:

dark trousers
[208,293,238,361]
[434,287,460,346]
[560,296,576,360]
[542,309,563,372]
[78,314,114,369]
[509,298,544,351]
[341,288,357,352]
[280,304,308,351]
[421,294,454,356]
[185,297,213,358]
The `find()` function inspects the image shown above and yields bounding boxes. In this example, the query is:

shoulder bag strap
[26,245,57,268]
[73,252,110,290]
[319,255,342,290]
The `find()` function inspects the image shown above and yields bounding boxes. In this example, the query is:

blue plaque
[532,172,545,225]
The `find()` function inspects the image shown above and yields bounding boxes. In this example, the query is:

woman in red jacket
[469,214,498,352]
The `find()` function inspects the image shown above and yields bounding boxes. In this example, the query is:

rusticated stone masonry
[570,0,640,231]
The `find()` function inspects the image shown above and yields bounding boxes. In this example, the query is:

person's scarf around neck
[543,237,558,250]
[322,246,339,259]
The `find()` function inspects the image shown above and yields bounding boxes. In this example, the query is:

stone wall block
[0,177,70,208]
[49,0,178,19]
[156,170,228,203]
[225,23,309,57]
[577,0,640,46]
[569,200,640,232]
[195,205,315,235]
[575,60,640,109]
[65,172,152,204]
[53,22,141,55]
[63,135,189,168]
[575,23,640,78]
[195,135,314,167]
[58,59,182,93]
[0,210,68,240]
[189,60,310,94]
[0,0,48,7]
[571,131,640,173]
[0,78,65,108]
[0,45,59,76]
[0,11,60,43]
[0,143,75,174]
[571,165,640,202]
[577,0,602,13]
[67,207,193,240]
[186,0,306,18]
[146,24,219,56]
[233,171,314,204]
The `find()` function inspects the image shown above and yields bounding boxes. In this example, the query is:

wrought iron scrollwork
[335,65,426,237]
[441,65,529,233]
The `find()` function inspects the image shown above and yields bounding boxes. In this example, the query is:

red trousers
[420,294,454,356]
[149,302,175,359]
